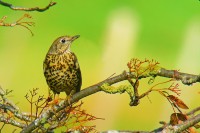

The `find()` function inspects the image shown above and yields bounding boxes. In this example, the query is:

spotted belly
[43,52,82,95]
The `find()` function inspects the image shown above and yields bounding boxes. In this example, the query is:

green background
[0,0,200,132]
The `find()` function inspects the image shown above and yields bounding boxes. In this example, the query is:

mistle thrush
[43,35,82,96]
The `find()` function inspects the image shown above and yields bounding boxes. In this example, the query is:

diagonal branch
[155,114,200,133]
[20,67,200,133]
[101,130,149,133]
[0,103,32,122]
[187,106,200,116]
[0,116,26,129]
[174,114,200,132]
[0,0,56,12]
[158,68,200,85]
[152,106,200,132]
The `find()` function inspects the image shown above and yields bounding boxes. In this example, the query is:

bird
[43,35,82,98]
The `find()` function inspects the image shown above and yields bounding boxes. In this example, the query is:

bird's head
[48,35,80,54]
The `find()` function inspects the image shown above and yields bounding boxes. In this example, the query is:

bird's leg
[49,93,60,105]
[65,90,76,105]
[53,93,56,99]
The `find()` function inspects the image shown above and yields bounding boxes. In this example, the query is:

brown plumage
[43,35,82,96]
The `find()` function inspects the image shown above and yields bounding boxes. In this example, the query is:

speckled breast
[43,52,82,95]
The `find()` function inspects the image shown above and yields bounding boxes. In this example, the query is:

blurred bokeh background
[1,0,200,132]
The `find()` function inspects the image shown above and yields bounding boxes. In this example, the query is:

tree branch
[158,68,200,85]
[187,106,200,116]
[101,130,149,133]
[20,67,200,132]
[0,103,31,122]
[177,114,200,132]
[161,114,200,133]
[152,106,200,132]
[0,116,26,129]
[0,14,35,35]
[0,86,34,128]
[0,1,56,12]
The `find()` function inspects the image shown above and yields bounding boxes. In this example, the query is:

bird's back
[43,52,82,95]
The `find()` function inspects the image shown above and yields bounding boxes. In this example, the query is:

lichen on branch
[101,83,134,105]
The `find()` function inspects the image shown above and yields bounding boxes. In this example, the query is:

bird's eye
[60,39,66,44]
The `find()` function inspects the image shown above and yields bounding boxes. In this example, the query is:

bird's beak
[71,35,80,41]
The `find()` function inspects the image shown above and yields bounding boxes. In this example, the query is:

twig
[127,78,139,106]
[0,1,56,12]
[0,123,5,133]
[0,14,35,36]
[0,116,26,128]
[138,79,172,100]
[152,106,200,132]
[0,87,32,122]
[158,68,200,85]
[0,103,31,122]
[187,106,200,116]
[0,87,19,110]
[162,114,200,133]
